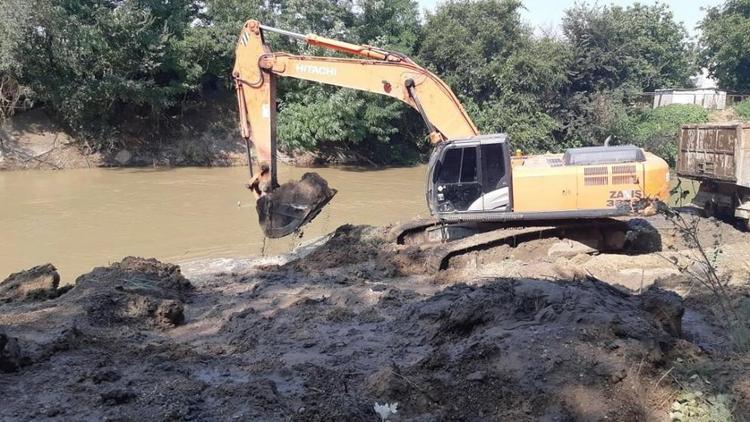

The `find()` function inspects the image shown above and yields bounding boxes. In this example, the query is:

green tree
[560,2,695,147]
[271,0,424,162]
[11,0,202,140]
[0,0,33,123]
[699,0,750,91]
[356,0,421,54]
[418,0,527,101]
[563,2,695,93]
[418,0,570,152]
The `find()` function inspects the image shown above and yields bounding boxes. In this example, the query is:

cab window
[481,143,505,192]
[460,147,477,182]
[436,148,461,184]
[437,147,477,184]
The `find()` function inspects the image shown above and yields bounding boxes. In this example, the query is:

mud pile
[257,172,337,238]
[0,223,747,420]
[0,264,68,303]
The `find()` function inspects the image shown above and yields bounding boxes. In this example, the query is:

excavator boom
[233,20,478,237]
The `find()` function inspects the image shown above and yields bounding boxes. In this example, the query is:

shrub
[735,99,750,122]
[614,104,709,166]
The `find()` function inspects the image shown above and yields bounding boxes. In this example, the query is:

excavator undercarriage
[387,212,660,272]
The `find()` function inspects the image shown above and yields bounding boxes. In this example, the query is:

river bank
[0,107,424,171]
[1,219,749,420]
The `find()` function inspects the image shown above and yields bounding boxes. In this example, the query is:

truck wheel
[703,201,716,218]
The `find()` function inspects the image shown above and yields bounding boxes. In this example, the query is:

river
[0,165,427,281]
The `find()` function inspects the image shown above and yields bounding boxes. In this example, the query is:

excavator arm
[233,20,479,237]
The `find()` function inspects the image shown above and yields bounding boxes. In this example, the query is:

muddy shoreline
[1,221,749,420]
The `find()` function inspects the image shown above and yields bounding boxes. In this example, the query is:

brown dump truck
[678,122,750,229]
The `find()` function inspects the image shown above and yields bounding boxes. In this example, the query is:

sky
[416,0,719,37]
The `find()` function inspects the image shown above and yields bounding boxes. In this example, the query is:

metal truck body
[678,122,750,225]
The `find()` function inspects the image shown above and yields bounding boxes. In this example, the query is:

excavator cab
[427,135,512,217]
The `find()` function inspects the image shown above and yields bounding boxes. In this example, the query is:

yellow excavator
[233,20,669,264]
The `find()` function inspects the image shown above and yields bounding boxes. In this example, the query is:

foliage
[559,3,697,148]
[735,99,750,121]
[418,1,572,153]
[278,87,400,151]
[356,0,421,54]
[268,0,423,162]
[419,0,527,102]
[7,0,203,140]
[1,0,746,165]
[612,104,708,166]
[699,0,750,91]
[563,3,695,94]
[0,0,33,124]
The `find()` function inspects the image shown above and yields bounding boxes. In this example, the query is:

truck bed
[678,122,750,187]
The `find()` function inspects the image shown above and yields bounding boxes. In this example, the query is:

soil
[258,173,338,238]
[0,104,407,171]
[1,217,749,421]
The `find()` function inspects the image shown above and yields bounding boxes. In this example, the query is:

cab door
[479,142,511,211]
[432,145,483,213]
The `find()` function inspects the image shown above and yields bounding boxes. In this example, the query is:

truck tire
[703,201,716,219]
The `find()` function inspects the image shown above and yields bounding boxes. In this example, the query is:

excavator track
[388,217,640,272]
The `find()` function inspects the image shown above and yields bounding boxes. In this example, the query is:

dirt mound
[287,224,388,273]
[0,257,191,371]
[0,224,747,420]
[358,279,682,420]
[0,264,68,303]
[68,257,192,328]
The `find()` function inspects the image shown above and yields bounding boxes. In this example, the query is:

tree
[356,0,421,54]
[560,2,695,147]
[272,0,424,162]
[418,0,527,102]
[418,0,570,152]
[699,0,750,91]
[611,104,709,166]
[0,0,33,124]
[563,2,695,94]
[9,0,203,140]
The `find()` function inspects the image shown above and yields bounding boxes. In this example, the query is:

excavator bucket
[256,173,337,238]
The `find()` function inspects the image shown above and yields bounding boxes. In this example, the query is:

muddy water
[0,165,427,281]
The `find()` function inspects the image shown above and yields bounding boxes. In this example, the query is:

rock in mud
[0,263,64,302]
[101,388,137,405]
[625,218,662,252]
[640,287,685,337]
[0,331,27,372]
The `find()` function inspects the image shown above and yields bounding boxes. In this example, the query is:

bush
[9,0,203,142]
[735,99,750,122]
[613,104,709,166]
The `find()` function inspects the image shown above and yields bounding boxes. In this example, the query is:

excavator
[233,20,670,268]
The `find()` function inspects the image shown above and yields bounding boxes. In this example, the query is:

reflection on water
[0,165,427,280]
